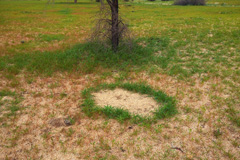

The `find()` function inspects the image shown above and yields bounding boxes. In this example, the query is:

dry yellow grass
[0,72,239,159]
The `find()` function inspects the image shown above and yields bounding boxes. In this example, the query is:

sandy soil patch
[93,88,159,117]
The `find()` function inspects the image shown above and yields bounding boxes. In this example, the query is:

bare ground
[0,72,239,160]
[93,88,159,117]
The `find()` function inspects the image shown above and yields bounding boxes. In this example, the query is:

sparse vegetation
[0,90,22,118]
[0,0,239,159]
[213,128,222,138]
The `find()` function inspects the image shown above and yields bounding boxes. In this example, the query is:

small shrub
[174,0,205,5]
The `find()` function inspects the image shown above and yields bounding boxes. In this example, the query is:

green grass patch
[0,89,15,97]
[58,8,72,15]
[0,90,23,119]
[0,38,161,76]
[38,34,65,42]
[81,83,177,125]
[226,107,240,127]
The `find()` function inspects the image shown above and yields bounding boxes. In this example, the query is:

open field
[0,0,239,159]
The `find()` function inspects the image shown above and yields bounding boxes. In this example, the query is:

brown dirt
[93,88,159,117]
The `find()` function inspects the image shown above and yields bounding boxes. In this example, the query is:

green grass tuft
[0,90,23,118]
[0,90,15,97]
[100,106,131,123]
[38,34,65,42]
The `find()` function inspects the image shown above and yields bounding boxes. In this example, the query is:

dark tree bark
[106,0,119,52]
[74,0,77,3]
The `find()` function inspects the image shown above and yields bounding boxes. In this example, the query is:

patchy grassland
[0,0,240,159]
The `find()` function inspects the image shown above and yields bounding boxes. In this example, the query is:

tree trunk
[112,0,119,52]
[74,0,77,3]
[107,0,119,52]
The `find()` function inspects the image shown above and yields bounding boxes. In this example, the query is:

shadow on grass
[55,2,97,5]
[0,37,170,76]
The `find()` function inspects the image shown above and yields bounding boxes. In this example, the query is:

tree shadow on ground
[0,37,171,76]
[55,2,97,5]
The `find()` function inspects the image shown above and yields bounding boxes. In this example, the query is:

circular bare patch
[92,88,159,117]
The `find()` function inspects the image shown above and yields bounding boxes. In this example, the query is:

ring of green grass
[81,83,177,124]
